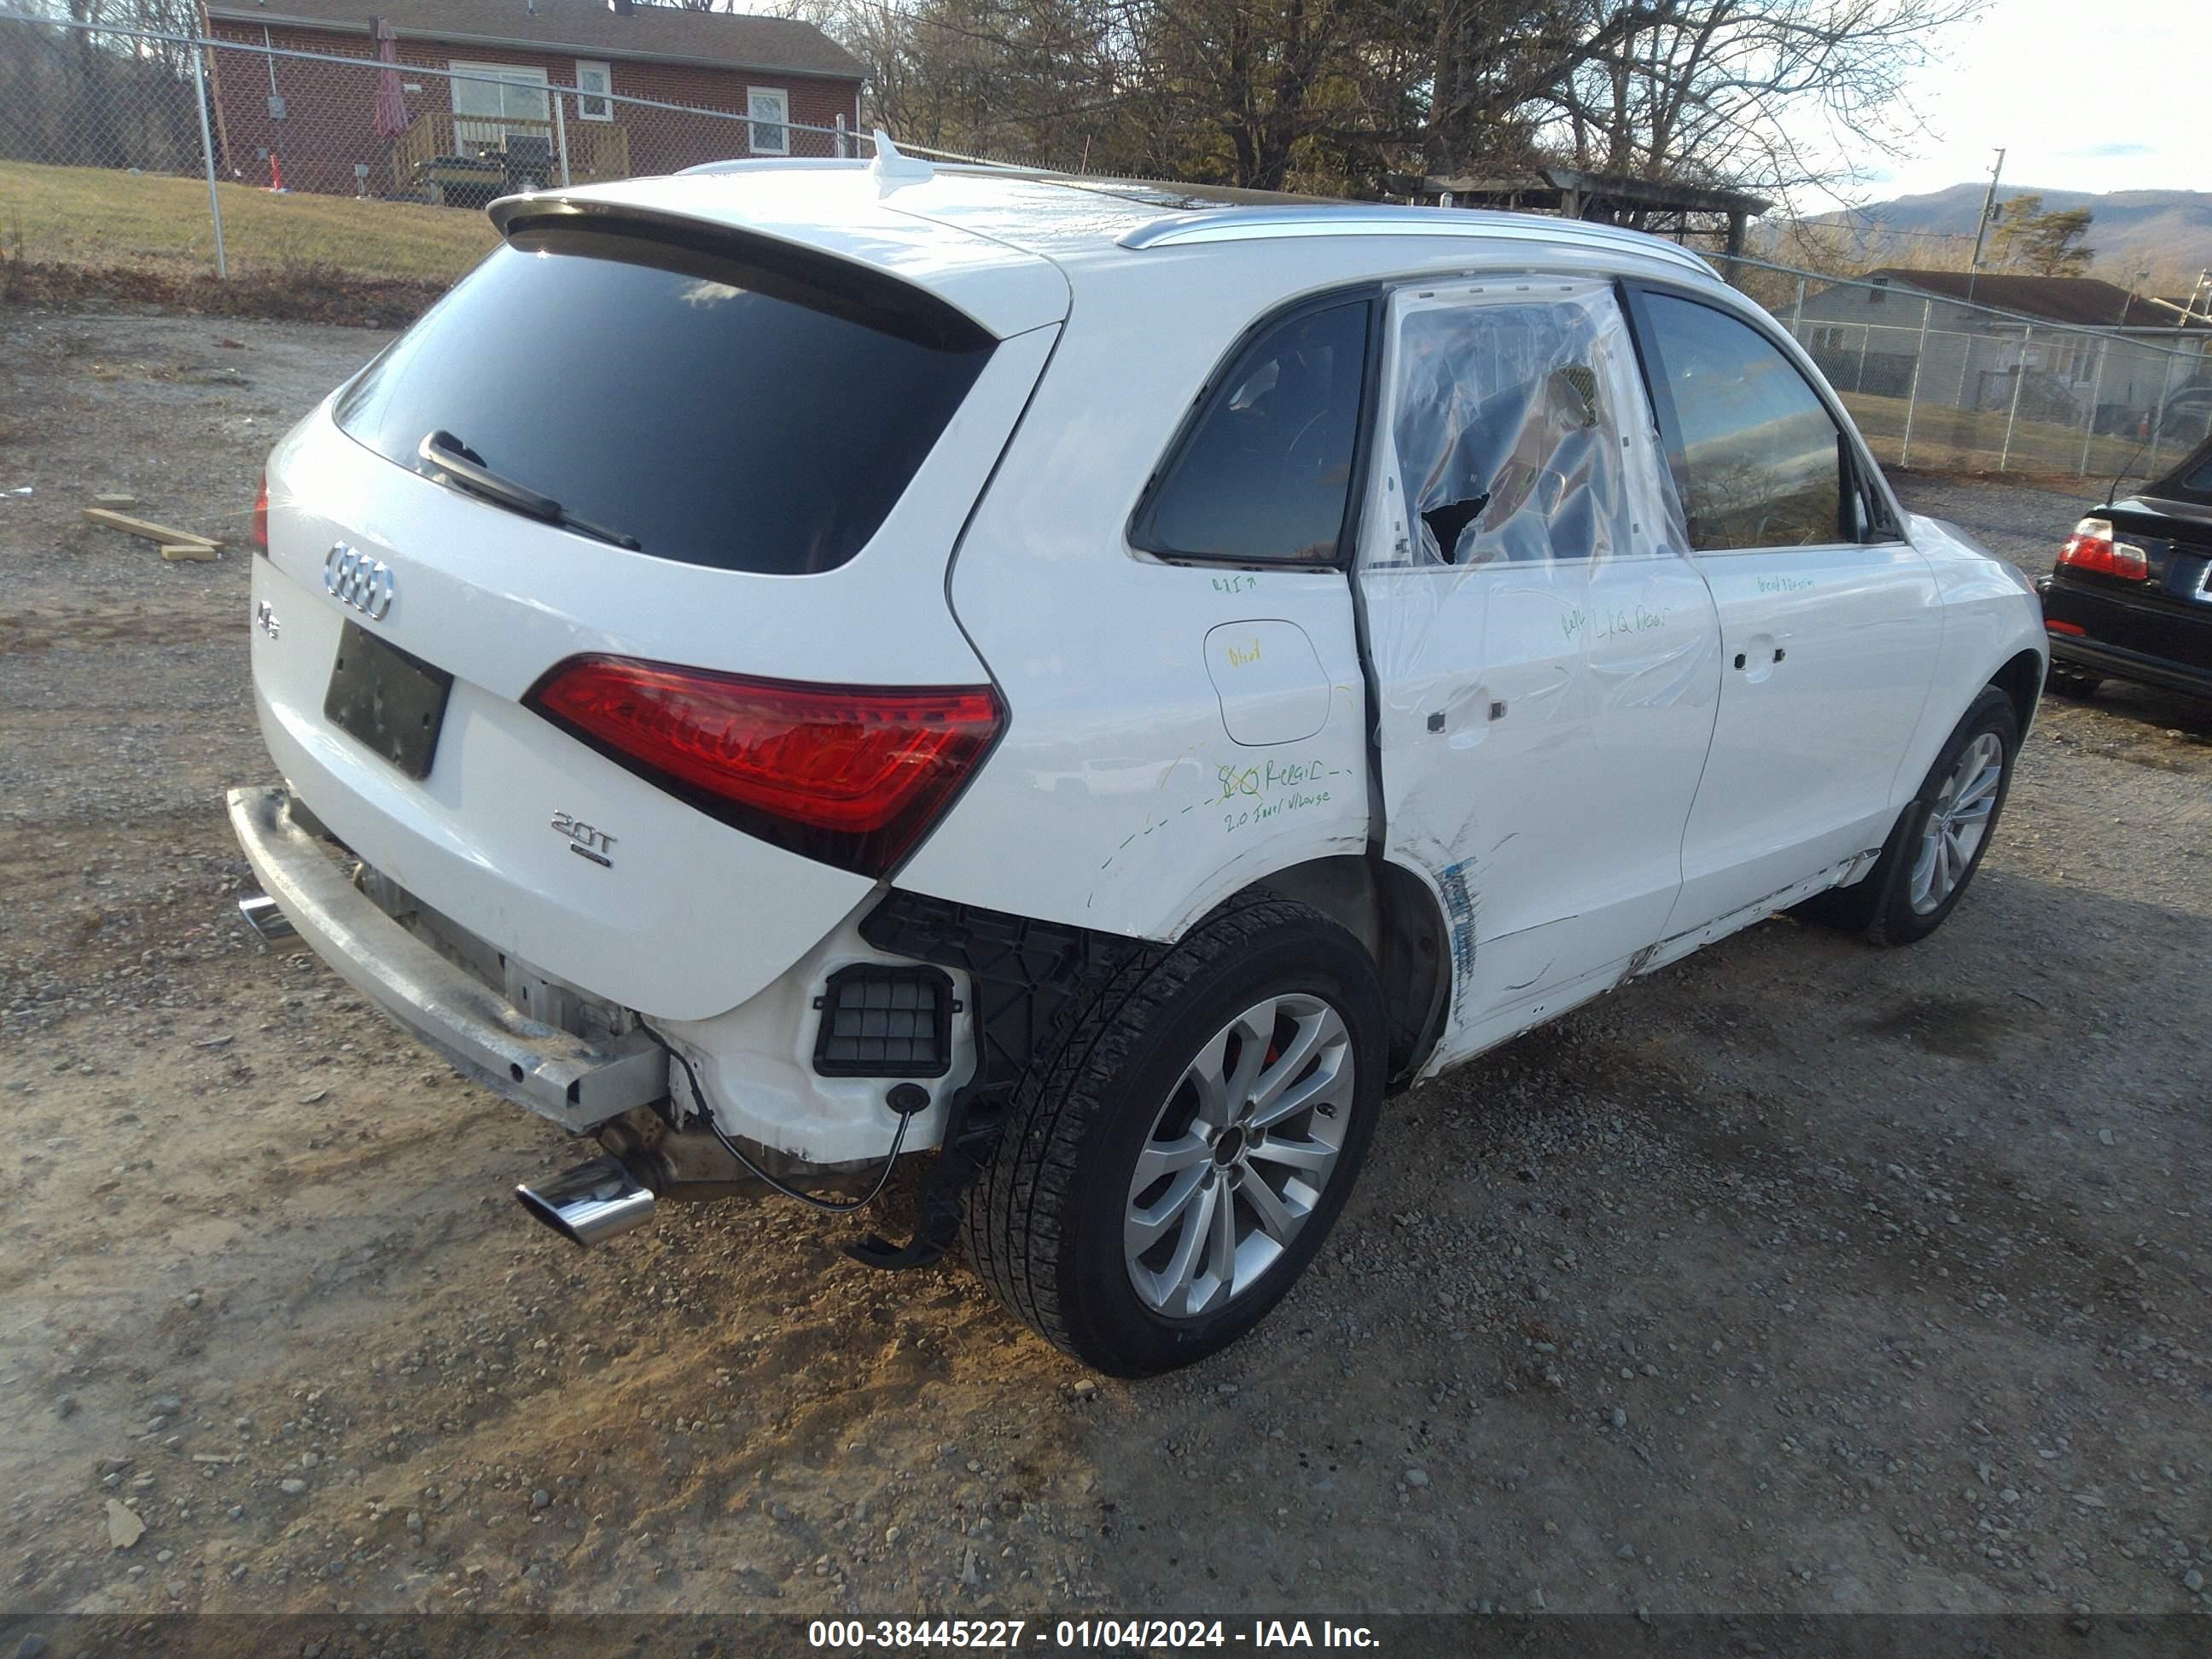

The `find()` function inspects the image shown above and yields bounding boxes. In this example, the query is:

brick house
[199,0,864,200]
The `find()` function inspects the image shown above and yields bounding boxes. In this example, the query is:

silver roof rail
[1118,204,1718,276]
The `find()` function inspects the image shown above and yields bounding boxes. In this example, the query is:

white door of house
[451,61,549,153]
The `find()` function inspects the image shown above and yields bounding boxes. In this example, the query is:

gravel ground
[3,311,2209,1623]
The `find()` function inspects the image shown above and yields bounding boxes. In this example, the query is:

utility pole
[1966,147,2005,307]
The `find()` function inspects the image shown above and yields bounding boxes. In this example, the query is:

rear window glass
[334,224,995,574]
[1132,300,1371,564]
[2153,434,2212,504]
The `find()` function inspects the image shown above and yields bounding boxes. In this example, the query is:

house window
[575,61,612,122]
[451,61,549,149]
[747,87,790,155]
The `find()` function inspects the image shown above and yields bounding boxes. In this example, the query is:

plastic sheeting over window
[1364,278,1684,570]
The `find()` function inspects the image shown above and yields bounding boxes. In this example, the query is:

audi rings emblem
[324,544,395,620]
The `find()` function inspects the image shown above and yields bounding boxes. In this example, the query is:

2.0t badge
[550,812,618,868]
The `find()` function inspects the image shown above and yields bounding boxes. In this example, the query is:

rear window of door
[1130,299,1371,565]
[1378,281,1665,568]
[334,224,995,575]
[1635,292,1848,551]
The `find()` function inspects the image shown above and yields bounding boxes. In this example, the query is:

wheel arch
[1989,646,2046,740]
[1237,855,1450,1091]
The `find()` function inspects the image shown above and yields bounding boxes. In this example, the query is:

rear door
[1625,286,1942,935]
[1355,278,1721,1065]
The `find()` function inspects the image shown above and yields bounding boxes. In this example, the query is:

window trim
[449,59,548,125]
[574,60,613,122]
[1125,285,1385,571]
[746,85,791,156]
[1619,278,1906,551]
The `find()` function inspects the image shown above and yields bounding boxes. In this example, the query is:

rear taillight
[524,655,1002,878]
[252,476,269,556]
[2057,517,2146,580]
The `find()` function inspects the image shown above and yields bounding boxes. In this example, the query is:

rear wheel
[963,897,1382,1376]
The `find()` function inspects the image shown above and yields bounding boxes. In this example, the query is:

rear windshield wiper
[417,430,641,551]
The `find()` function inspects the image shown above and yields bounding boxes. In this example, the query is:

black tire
[2045,661,2101,699]
[1822,686,2018,946]
[963,896,1384,1377]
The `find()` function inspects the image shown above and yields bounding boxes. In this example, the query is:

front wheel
[1862,688,2022,945]
[963,897,1383,1376]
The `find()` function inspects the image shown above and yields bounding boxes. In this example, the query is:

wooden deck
[391,110,631,197]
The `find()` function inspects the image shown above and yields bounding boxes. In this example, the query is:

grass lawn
[1838,389,2172,480]
[0,160,496,283]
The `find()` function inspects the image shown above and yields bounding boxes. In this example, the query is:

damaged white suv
[230,153,2045,1375]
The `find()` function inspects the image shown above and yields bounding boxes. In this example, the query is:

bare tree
[789,0,1985,205]
[1533,0,1983,194]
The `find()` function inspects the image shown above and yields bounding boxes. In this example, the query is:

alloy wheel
[1909,731,2005,915]
[1123,993,1354,1318]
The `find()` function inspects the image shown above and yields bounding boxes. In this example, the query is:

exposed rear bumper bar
[224,785,665,1132]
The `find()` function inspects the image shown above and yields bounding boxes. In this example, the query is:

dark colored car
[2040,434,2212,701]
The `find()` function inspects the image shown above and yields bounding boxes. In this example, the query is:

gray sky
[1848,0,2197,199]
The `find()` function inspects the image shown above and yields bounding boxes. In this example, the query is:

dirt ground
[3,310,2209,1625]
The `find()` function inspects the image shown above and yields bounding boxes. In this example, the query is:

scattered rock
[279,1479,307,1495]
[1404,1469,1429,1488]
[104,1499,145,1550]
[532,1489,551,1511]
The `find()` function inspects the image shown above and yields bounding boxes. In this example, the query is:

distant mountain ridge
[1801,185,2212,282]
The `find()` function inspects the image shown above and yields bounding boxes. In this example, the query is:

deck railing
[389,109,631,195]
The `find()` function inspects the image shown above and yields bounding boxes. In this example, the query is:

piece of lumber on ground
[83,508,221,549]
[160,543,220,562]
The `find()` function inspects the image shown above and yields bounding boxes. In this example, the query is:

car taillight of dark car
[2056,517,2147,580]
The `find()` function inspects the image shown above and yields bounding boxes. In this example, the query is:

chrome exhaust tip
[237,892,297,941]
[515,1155,656,1247]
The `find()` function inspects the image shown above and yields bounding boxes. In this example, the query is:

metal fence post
[1899,300,1933,467]
[2075,337,2108,477]
[1788,275,1806,341]
[1999,324,2031,472]
[835,114,847,158]
[552,91,571,187]
[1854,324,1870,393]
[191,43,228,279]
[2144,377,2169,483]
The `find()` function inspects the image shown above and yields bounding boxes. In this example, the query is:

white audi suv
[230,150,2046,1375]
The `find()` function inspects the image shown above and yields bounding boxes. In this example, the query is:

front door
[1356,278,1722,1068]
[1626,288,1943,937]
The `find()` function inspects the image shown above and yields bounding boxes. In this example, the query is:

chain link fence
[7,13,2209,482]
[1716,256,2212,483]
[0,11,872,283]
